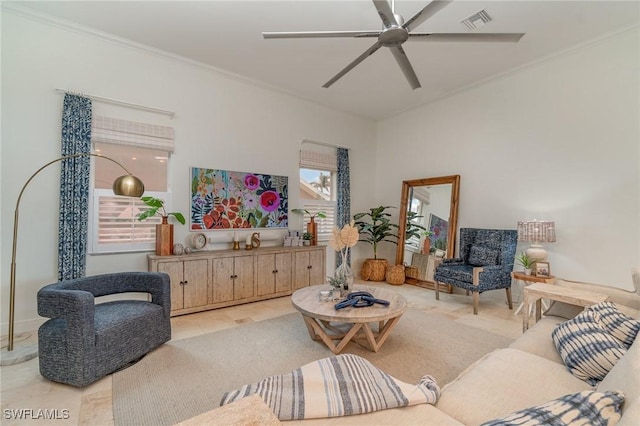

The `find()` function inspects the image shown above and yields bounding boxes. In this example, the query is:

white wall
[376,28,640,290]
[1,11,377,332]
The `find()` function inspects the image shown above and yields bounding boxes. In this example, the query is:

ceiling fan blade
[372,0,398,28]
[390,46,421,90]
[403,0,453,33]
[408,33,525,42]
[323,42,383,88]
[263,30,381,39]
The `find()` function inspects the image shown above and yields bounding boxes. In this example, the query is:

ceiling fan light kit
[262,0,525,90]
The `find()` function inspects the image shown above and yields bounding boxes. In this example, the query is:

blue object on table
[334,291,390,310]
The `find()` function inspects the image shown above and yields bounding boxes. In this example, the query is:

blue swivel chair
[434,228,517,314]
[37,272,171,387]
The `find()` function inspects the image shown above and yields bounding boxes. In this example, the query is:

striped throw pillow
[552,309,627,385]
[481,390,625,426]
[587,301,640,349]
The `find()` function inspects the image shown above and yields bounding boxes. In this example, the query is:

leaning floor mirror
[395,175,460,289]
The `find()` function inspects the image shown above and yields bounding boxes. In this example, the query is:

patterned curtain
[58,94,92,281]
[336,147,351,266]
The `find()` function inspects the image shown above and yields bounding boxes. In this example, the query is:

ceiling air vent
[461,9,492,30]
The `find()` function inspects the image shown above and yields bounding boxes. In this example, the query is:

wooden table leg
[302,315,364,354]
[523,293,531,333]
[535,299,542,322]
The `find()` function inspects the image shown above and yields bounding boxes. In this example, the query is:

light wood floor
[1,280,525,425]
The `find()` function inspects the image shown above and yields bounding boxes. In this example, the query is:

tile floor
[1,280,526,425]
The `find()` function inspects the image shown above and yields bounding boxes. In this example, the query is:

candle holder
[233,241,240,250]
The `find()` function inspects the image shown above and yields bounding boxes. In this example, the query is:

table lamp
[2,153,144,366]
[517,220,556,261]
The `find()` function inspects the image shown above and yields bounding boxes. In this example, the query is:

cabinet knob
[307,265,312,269]
[184,280,188,285]
[272,270,277,274]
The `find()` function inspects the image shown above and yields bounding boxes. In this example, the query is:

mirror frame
[395,175,461,268]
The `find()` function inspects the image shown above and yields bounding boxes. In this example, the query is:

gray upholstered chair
[434,228,517,314]
[37,272,171,387]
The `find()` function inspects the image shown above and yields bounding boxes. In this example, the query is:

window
[299,149,337,241]
[89,116,174,254]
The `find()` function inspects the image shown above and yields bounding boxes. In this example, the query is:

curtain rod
[301,138,350,150]
[55,88,175,118]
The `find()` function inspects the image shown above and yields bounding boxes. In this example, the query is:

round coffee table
[291,285,407,354]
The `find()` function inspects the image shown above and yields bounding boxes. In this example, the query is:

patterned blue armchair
[434,228,517,314]
[37,272,171,387]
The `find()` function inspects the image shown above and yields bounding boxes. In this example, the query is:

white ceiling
[10,0,640,120]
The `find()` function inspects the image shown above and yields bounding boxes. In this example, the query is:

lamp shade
[517,220,556,243]
[113,174,145,197]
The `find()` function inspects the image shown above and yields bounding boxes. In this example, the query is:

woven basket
[360,259,388,281]
[386,265,405,285]
[405,265,419,279]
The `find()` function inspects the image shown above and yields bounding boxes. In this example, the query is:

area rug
[113,309,513,425]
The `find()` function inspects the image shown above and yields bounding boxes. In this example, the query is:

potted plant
[302,232,313,246]
[515,251,535,275]
[353,205,399,281]
[405,211,427,241]
[137,196,185,255]
[292,209,326,246]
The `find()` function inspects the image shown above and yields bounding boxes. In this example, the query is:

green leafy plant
[405,211,427,241]
[515,251,535,269]
[292,209,327,221]
[137,196,186,225]
[353,205,399,259]
[302,232,313,240]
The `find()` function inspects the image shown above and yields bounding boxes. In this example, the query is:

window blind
[301,202,336,241]
[92,115,174,152]
[299,150,337,172]
[96,193,160,245]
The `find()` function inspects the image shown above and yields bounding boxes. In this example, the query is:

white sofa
[292,279,640,425]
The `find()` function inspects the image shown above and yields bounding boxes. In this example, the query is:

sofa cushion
[509,317,565,364]
[480,390,625,426]
[588,301,640,349]
[468,245,500,266]
[436,348,590,425]
[597,338,640,426]
[552,308,627,386]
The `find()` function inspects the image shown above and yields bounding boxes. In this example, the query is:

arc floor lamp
[1,153,144,366]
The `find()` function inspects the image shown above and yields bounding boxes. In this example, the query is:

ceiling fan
[263,0,525,90]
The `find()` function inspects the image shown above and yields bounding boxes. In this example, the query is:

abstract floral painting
[190,167,288,230]
[428,213,449,251]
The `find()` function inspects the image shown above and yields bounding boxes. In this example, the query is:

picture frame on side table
[535,261,551,277]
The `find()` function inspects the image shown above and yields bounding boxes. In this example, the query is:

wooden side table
[511,272,555,315]
[522,283,609,332]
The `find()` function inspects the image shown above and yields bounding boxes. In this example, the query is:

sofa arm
[441,258,465,265]
[474,266,511,288]
[37,286,96,344]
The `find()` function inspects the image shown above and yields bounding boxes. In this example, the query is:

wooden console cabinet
[148,245,325,316]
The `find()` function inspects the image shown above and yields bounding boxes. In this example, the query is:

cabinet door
[212,257,234,303]
[183,259,209,309]
[293,251,310,290]
[274,252,292,293]
[308,249,325,286]
[234,255,255,300]
[256,254,276,297]
[157,261,185,311]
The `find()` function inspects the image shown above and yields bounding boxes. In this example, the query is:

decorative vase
[422,237,431,255]
[335,262,354,295]
[156,216,174,256]
[306,217,317,246]
[524,268,532,276]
